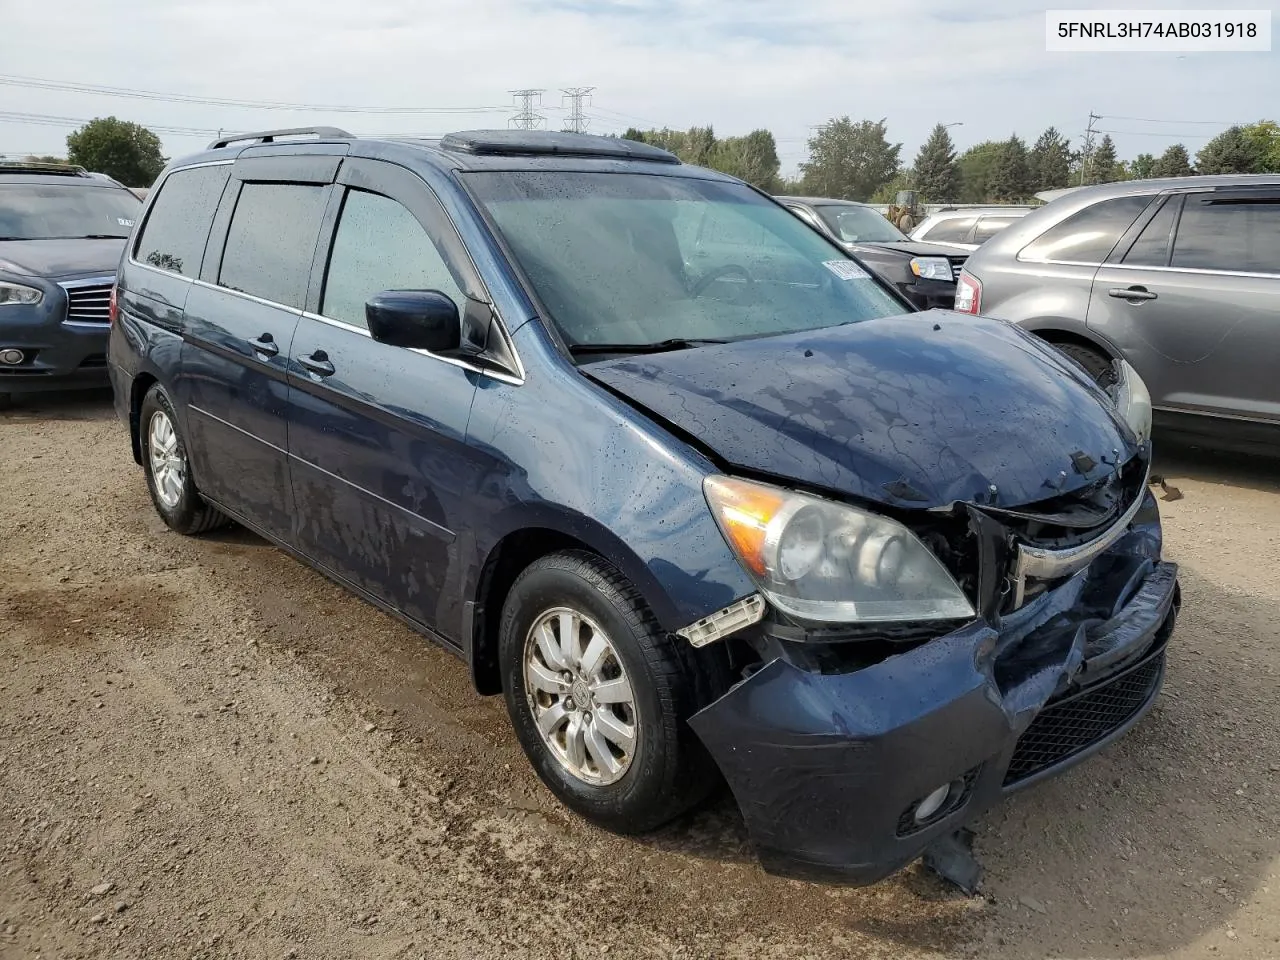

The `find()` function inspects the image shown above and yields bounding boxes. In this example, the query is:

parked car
[776,196,967,309]
[910,207,1032,251]
[0,161,142,406]
[957,175,1280,449]
[109,128,1179,886]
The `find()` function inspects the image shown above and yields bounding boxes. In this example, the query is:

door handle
[1108,286,1158,302]
[297,350,336,378]
[248,333,279,357]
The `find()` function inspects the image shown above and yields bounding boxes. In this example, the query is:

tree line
[624,120,1280,204]
[15,114,1280,199]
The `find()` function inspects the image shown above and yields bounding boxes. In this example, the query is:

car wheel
[1051,342,1114,385]
[139,384,228,536]
[499,550,722,834]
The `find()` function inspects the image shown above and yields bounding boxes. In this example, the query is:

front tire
[1051,341,1114,385]
[139,384,227,536]
[499,550,721,834]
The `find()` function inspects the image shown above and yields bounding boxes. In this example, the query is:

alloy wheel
[147,410,186,509]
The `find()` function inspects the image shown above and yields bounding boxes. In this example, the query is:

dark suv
[0,161,141,406]
[109,128,1178,885]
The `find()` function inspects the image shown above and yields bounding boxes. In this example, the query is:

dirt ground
[0,390,1277,960]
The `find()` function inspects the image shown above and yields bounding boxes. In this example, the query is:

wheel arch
[128,371,161,464]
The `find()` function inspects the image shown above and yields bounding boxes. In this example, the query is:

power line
[0,109,220,137]
[561,87,595,134]
[1099,113,1249,125]
[1095,128,1216,140]
[509,90,545,130]
[0,73,511,115]
[1079,111,1101,186]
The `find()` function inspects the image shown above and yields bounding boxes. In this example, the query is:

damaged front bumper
[688,494,1179,886]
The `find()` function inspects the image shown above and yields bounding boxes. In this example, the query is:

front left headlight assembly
[1111,359,1152,446]
[703,476,975,624]
[909,256,954,282]
[0,280,43,306]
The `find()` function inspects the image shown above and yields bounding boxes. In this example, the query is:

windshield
[0,183,141,240]
[467,172,904,352]
[814,205,907,243]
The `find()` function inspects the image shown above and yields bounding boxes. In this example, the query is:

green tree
[621,127,647,143]
[799,118,901,201]
[712,129,782,191]
[989,135,1032,201]
[1084,134,1122,184]
[1129,153,1156,180]
[956,140,1003,202]
[1151,143,1193,177]
[1029,127,1072,191]
[65,117,165,187]
[1195,126,1258,174]
[911,124,958,201]
[24,154,66,164]
[1240,120,1280,172]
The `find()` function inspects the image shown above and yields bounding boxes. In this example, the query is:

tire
[1050,341,1114,385]
[499,550,722,834]
[139,384,228,536]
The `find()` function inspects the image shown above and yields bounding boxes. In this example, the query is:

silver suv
[957,175,1280,448]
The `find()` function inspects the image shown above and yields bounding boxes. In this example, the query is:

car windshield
[466,172,904,352]
[814,205,907,243]
[0,183,141,240]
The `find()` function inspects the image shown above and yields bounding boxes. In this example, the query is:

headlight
[909,257,953,282]
[0,281,43,306]
[1112,359,1152,445]
[703,476,975,624]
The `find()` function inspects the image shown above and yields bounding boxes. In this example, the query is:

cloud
[1,0,1273,175]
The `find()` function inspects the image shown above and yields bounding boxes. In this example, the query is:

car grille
[946,255,967,281]
[59,277,114,325]
[1003,647,1165,786]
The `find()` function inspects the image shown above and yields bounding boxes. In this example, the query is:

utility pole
[1079,112,1101,186]
[561,87,595,134]
[509,90,546,131]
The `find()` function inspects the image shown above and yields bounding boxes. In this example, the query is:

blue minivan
[108,128,1179,885]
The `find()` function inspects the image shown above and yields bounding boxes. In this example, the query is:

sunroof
[440,130,680,164]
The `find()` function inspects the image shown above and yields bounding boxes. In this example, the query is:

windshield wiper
[567,337,729,356]
[70,234,127,240]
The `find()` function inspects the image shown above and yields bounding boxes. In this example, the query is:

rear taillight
[954,271,981,314]
[108,284,118,325]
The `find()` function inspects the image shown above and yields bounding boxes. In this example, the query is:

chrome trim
[58,275,116,327]
[189,275,302,313]
[1094,262,1280,281]
[124,258,195,284]
[170,159,236,171]
[1010,464,1151,608]
[58,274,116,290]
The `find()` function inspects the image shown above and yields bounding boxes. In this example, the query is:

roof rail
[440,130,680,164]
[207,126,354,150]
[0,160,90,176]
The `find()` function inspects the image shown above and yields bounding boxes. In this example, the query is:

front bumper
[689,549,1178,886]
[900,276,957,310]
[0,302,109,394]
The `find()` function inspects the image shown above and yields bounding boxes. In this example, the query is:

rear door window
[321,189,464,329]
[921,217,975,243]
[133,165,231,277]
[1171,193,1280,274]
[1020,195,1153,264]
[218,182,328,307]
[1120,196,1181,267]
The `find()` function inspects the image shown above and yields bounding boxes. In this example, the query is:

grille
[1004,650,1164,786]
[946,255,968,281]
[79,354,108,368]
[59,278,114,325]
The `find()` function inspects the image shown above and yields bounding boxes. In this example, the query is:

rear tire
[1049,341,1114,385]
[499,550,722,834]
[139,384,228,536]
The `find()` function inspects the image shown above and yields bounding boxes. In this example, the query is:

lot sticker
[822,259,870,281]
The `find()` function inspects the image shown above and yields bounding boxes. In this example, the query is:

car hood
[846,239,966,260]
[584,313,1136,510]
[0,239,126,279]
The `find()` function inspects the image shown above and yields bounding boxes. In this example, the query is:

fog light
[914,783,952,822]
[0,348,24,365]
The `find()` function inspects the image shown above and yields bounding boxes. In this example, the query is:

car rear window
[218,182,327,307]
[1171,194,1280,275]
[920,217,975,243]
[1019,195,1152,264]
[973,216,1021,242]
[134,165,230,277]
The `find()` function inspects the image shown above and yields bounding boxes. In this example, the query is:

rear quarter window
[921,217,975,243]
[133,164,232,277]
[1019,195,1153,264]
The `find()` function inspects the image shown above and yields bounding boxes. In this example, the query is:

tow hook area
[922,827,983,894]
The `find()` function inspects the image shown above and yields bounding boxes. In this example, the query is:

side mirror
[366,290,461,353]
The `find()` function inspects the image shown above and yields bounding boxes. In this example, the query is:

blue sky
[2,0,1275,175]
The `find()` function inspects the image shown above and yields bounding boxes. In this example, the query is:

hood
[0,239,126,279]
[584,313,1136,510]
[846,239,966,261]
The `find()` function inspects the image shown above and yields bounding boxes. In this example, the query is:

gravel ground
[1,390,1277,960]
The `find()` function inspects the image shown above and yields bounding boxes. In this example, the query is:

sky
[1,0,1275,176]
